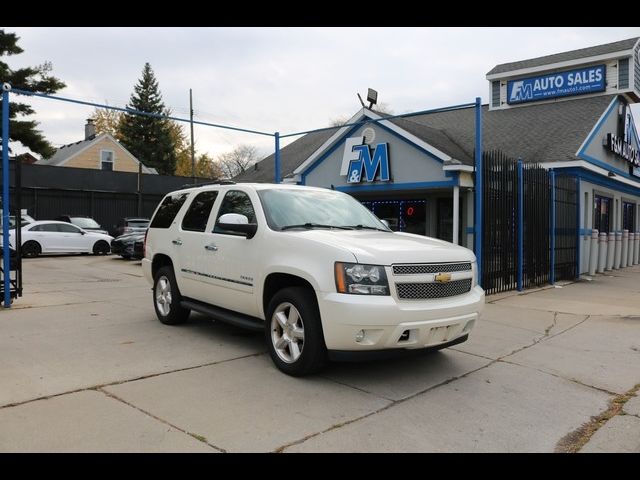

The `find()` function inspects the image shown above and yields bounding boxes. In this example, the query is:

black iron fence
[481,151,578,295]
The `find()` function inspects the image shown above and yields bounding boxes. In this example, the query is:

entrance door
[593,195,612,233]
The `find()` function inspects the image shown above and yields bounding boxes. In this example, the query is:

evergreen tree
[0,30,65,158]
[118,63,176,175]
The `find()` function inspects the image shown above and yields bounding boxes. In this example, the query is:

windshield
[257,188,390,232]
[70,217,101,229]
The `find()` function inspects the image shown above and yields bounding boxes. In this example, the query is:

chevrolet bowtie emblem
[435,272,452,283]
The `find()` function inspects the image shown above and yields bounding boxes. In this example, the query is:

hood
[284,230,476,265]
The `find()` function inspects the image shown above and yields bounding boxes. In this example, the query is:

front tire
[153,266,190,325]
[265,287,327,376]
[22,241,41,258]
[93,240,110,255]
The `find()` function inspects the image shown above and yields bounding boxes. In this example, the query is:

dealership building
[237,37,640,276]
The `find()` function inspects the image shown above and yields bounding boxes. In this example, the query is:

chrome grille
[396,279,472,299]
[393,263,472,275]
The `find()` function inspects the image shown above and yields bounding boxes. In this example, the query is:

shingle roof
[487,37,639,76]
[404,94,615,165]
[234,128,335,183]
[237,94,615,181]
[39,137,94,166]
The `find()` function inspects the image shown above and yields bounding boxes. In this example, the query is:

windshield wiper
[344,224,389,232]
[280,223,354,231]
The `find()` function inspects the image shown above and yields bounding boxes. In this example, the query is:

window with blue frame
[622,202,635,232]
[593,195,612,233]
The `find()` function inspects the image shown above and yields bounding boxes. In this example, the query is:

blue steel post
[2,90,10,307]
[474,97,482,286]
[274,132,280,184]
[517,158,524,292]
[550,170,556,284]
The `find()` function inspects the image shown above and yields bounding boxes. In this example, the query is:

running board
[181,298,264,332]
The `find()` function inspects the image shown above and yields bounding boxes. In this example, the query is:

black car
[110,232,146,259]
[55,215,109,236]
[112,217,150,238]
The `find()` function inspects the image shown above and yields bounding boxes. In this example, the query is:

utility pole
[190,88,196,184]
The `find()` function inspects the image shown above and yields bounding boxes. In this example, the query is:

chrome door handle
[204,244,218,251]
[172,239,183,246]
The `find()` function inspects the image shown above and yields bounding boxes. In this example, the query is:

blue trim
[474,97,483,286]
[576,96,640,182]
[274,132,281,184]
[517,159,524,292]
[2,90,10,308]
[300,115,452,182]
[550,170,556,285]
[465,226,475,234]
[579,228,593,236]
[562,167,640,197]
[336,178,458,193]
[576,176,581,279]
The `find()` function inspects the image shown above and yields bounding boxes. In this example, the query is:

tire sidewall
[93,240,109,255]
[153,266,189,325]
[22,241,40,258]
[265,286,327,376]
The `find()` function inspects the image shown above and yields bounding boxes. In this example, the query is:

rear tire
[22,241,41,258]
[265,287,327,376]
[153,266,190,325]
[93,240,110,255]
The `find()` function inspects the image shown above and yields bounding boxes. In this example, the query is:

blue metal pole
[2,90,10,307]
[550,170,556,285]
[517,158,524,292]
[274,132,280,184]
[474,97,483,286]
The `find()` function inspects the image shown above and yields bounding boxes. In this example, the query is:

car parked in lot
[143,183,484,376]
[111,232,146,260]
[112,217,150,238]
[55,215,109,236]
[11,221,113,257]
[0,213,36,229]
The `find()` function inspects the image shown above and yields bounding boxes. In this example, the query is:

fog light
[355,330,365,342]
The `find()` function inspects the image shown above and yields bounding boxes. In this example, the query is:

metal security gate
[553,175,578,281]
[481,150,518,294]
[522,163,550,289]
[481,152,578,295]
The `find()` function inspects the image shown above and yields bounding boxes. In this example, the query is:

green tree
[0,30,65,158]
[118,63,176,175]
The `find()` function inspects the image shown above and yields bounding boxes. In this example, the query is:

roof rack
[180,180,236,189]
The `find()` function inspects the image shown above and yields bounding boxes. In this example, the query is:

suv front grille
[396,279,472,299]
[392,263,472,275]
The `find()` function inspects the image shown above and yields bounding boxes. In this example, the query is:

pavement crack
[555,383,640,453]
[0,351,268,411]
[98,388,225,452]
[274,360,497,453]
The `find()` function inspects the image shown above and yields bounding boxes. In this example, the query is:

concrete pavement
[0,255,638,452]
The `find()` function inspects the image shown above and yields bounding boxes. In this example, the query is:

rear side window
[30,223,59,232]
[181,191,219,232]
[150,193,189,229]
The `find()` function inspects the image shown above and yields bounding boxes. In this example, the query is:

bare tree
[217,144,259,179]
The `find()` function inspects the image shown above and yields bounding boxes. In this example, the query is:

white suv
[142,183,484,376]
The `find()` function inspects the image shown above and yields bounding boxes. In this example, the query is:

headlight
[334,262,389,295]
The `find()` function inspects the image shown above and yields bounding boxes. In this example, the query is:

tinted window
[31,223,59,232]
[182,191,219,232]
[214,191,256,235]
[57,224,82,233]
[150,193,189,229]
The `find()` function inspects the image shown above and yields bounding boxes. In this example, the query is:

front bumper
[317,286,484,351]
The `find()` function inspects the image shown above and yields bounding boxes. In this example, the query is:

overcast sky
[6,27,640,159]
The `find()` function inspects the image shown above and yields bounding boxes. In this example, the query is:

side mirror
[216,213,257,239]
[380,219,390,229]
[80,230,86,235]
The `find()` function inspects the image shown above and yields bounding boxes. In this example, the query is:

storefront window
[593,195,612,233]
[361,200,426,235]
[622,202,635,232]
